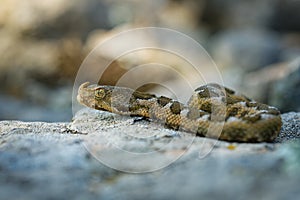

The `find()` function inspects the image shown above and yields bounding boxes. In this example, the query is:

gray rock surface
[0,110,300,200]
[210,29,281,71]
[243,59,300,112]
[270,60,300,112]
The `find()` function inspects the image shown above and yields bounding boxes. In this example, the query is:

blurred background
[0,0,299,122]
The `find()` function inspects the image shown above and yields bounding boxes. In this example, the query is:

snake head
[77,82,140,114]
[77,82,114,112]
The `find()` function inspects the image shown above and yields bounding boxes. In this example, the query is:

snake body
[77,82,282,142]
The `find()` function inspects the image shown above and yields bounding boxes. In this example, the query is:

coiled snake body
[77,82,282,142]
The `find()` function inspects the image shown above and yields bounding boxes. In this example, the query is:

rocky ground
[1,0,299,121]
[0,0,299,199]
[0,109,299,200]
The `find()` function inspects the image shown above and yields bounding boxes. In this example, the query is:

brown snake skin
[77,82,282,142]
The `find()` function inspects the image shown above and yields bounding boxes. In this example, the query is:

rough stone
[0,109,300,199]
[243,59,300,112]
[275,112,300,143]
[210,29,281,71]
[0,0,109,38]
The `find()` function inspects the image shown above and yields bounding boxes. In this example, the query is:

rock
[0,0,110,122]
[0,0,109,38]
[0,110,300,199]
[0,84,73,122]
[276,112,300,143]
[270,60,300,112]
[269,0,300,32]
[82,25,216,100]
[243,59,300,112]
[200,0,274,31]
[210,29,281,71]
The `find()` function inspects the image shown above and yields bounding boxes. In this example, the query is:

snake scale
[77,82,282,142]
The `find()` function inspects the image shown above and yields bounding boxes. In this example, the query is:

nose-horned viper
[77,82,282,142]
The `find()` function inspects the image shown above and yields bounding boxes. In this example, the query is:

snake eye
[95,89,106,99]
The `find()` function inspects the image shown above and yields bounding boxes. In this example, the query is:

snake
[77,82,282,142]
